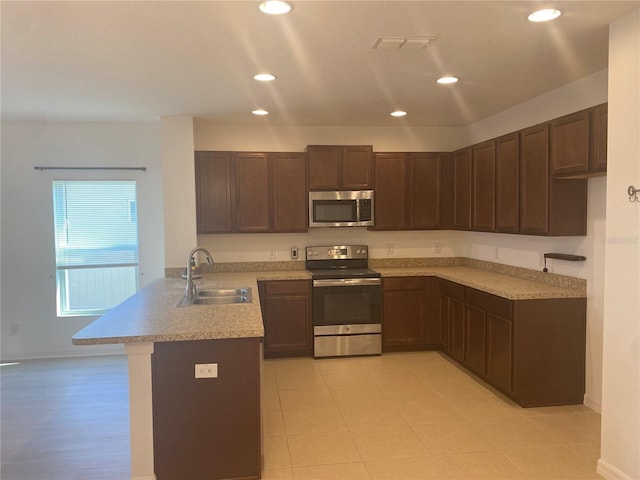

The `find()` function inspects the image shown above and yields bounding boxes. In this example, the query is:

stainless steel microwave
[309,190,374,227]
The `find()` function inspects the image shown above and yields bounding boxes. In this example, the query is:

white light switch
[195,363,218,379]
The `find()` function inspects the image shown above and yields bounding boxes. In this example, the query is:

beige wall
[0,121,164,359]
[161,116,197,267]
[599,9,640,480]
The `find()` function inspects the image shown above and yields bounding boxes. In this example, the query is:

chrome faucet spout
[185,247,214,300]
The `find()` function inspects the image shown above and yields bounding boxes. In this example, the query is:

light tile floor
[261,351,602,480]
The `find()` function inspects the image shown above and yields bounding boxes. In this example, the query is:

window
[52,180,139,316]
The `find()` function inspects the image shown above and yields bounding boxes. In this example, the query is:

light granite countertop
[72,273,264,346]
[72,261,584,346]
[375,266,585,300]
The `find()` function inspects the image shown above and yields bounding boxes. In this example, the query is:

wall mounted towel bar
[543,253,587,272]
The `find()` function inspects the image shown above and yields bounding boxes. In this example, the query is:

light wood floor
[1,352,603,480]
[1,356,131,480]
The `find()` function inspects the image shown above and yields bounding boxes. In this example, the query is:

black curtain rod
[34,166,146,172]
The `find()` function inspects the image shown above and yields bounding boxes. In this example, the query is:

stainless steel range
[306,245,382,358]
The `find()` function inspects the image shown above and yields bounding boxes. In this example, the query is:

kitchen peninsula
[72,260,586,480]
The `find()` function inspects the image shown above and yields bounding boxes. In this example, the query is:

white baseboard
[597,459,635,480]
[584,394,602,413]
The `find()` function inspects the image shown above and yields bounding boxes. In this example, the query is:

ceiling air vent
[372,36,437,50]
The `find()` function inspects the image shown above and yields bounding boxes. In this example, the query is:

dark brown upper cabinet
[590,103,608,173]
[372,152,442,231]
[520,124,587,236]
[195,151,307,234]
[409,153,442,230]
[271,152,308,233]
[551,103,608,178]
[495,133,520,233]
[520,124,551,235]
[472,141,496,232]
[452,148,472,230]
[234,152,270,233]
[307,145,373,190]
[372,153,409,230]
[195,151,234,234]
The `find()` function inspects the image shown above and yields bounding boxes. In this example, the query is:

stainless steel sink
[176,287,252,307]
[192,295,251,305]
[198,288,250,297]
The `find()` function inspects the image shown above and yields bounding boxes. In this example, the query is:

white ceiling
[1,0,638,127]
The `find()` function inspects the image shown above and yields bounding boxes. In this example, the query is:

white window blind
[52,180,139,316]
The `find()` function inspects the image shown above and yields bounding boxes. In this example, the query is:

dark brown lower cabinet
[152,338,261,480]
[465,304,487,376]
[259,280,313,359]
[382,277,439,351]
[437,279,586,407]
[438,280,465,361]
[487,313,513,393]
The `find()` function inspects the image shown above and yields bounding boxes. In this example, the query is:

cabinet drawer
[264,280,310,296]
[384,276,425,291]
[465,288,512,319]
[438,279,465,300]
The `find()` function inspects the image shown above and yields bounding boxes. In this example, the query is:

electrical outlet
[386,243,394,255]
[269,248,277,260]
[195,363,218,379]
[495,247,500,260]
[291,247,298,260]
[9,323,19,335]
[435,242,442,255]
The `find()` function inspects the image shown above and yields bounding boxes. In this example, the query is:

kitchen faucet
[185,247,214,300]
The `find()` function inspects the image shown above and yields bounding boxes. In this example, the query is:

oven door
[312,278,381,327]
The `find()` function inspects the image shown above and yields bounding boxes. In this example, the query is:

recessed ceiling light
[528,8,561,22]
[259,1,292,15]
[390,110,407,117]
[437,76,459,84]
[252,109,269,116]
[254,73,276,82]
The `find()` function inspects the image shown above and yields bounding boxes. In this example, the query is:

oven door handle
[312,278,382,287]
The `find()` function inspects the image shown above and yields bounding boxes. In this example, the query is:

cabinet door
[308,146,342,190]
[373,153,408,230]
[487,313,513,393]
[472,141,496,232]
[449,298,465,362]
[234,153,270,233]
[342,146,374,189]
[195,151,234,233]
[272,153,308,232]
[410,153,441,229]
[453,148,472,230]
[495,133,520,233]
[465,305,487,375]
[263,281,312,358]
[382,277,426,347]
[440,154,454,230]
[590,103,608,172]
[551,110,590,176]
[438,294,450,350]
[520,124,550,235]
